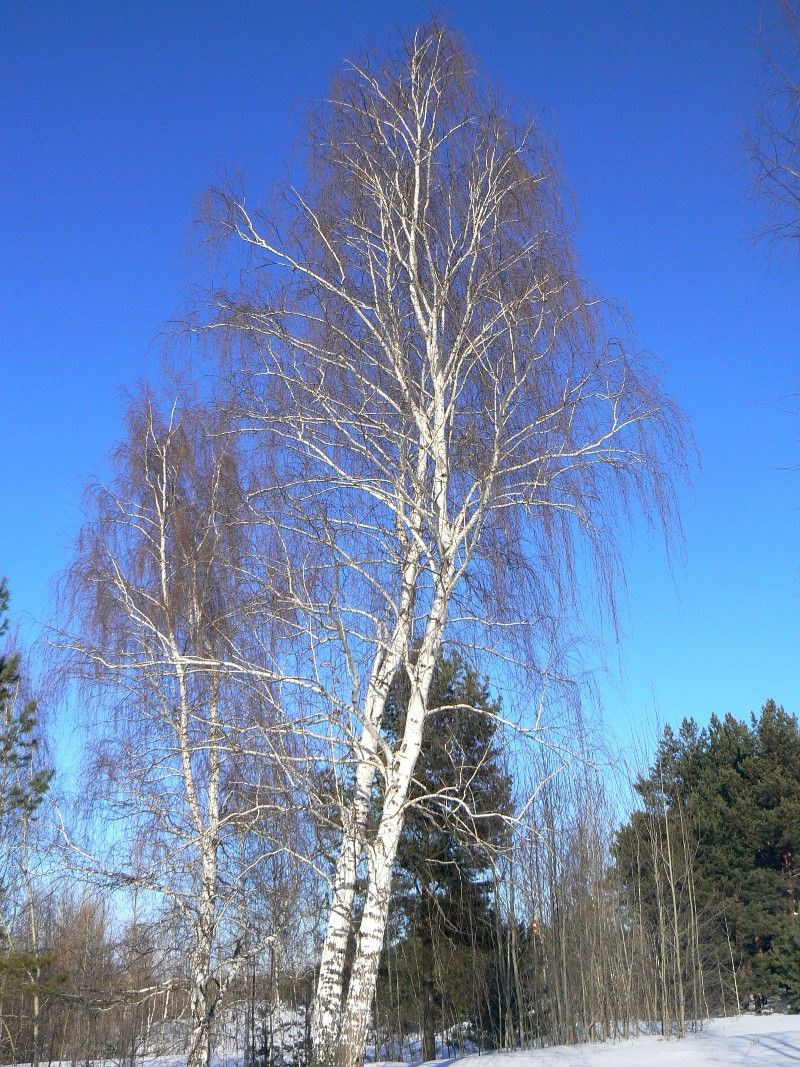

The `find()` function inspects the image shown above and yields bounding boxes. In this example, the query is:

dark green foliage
[385,651,511,915]
[0,579,52,820]
[376,652,511,1057]
[616,700,800,1008]
[0,949,64,997]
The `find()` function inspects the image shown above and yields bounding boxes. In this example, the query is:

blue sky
[2,0,798,749]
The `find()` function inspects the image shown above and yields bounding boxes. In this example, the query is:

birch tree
[751,1,800,247]
[205,22,685,1066]
[64,396,295,1067]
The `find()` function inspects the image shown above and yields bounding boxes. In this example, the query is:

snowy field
[374,1014,800,1066]
[7,1017,800,1067]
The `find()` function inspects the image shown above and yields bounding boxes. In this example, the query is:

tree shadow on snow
[732,1032,800,1063]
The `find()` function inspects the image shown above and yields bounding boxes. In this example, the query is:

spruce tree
[377,652,511,1058]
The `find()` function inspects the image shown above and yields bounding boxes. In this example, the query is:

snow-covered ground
[376,1013,800,1066]
[7,1016,800,1067]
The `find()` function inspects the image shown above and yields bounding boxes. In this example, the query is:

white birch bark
[338,600,447,1067]
[311,537,422,1059]
[65,399,291,1067]
[206,21,685,1067]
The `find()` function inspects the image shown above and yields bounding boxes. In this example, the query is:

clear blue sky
[2,1,798,747]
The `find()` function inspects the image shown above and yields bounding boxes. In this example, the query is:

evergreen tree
[376,652,511,1058]
[0,578,54,1067]
[0,579,52,827]
[616,701,800,1012]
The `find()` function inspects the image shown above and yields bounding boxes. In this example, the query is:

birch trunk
[335,602,445,1067]
[312,520,423,1064]
[187,881,218,1067]
[311,588,418,1062]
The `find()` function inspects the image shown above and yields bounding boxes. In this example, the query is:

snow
[7,1015,800,1067]
[375,1013,800,1066]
